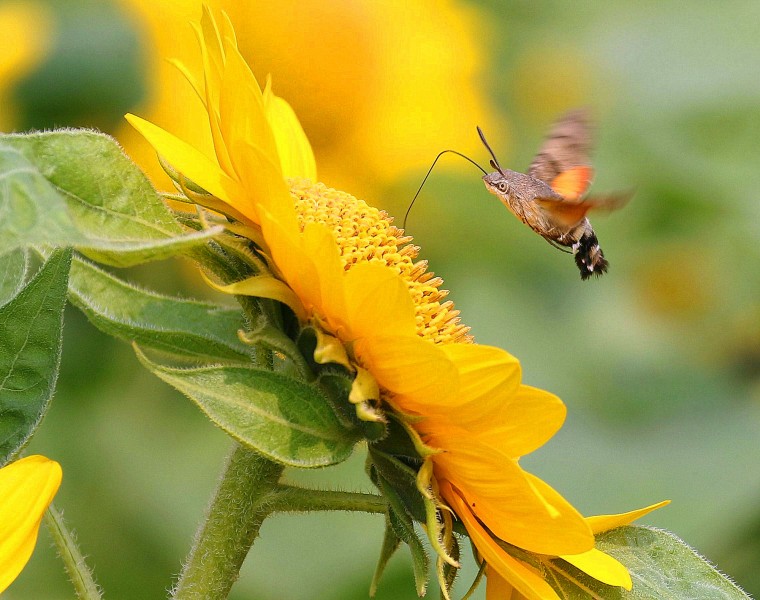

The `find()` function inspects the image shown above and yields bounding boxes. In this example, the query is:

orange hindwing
[550,166,594,201]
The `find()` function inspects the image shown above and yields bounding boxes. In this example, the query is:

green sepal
[372,412,425,460]
[550,526,752,599]
[135,347,362,468]
[369,514,402,598]
[0,248,72,464]
[376,475,429,597]
[0,248,29,306]
[68,256,253,363]
[368,450,427,524]
[0,131,221,265]
[439,535,461,598]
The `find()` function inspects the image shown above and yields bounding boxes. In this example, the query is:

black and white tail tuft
[573,232,608,280]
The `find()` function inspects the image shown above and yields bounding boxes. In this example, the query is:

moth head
[482,172,511,197]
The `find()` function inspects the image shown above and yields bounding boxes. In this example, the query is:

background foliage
[2,0,758,598]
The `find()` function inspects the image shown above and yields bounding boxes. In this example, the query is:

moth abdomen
[573,232,608,280]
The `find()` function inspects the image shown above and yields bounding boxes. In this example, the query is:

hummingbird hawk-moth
[479,109,629,280]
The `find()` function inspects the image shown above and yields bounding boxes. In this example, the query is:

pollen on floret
[288,178,472,345]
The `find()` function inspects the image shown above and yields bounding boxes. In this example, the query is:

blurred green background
[4,0,760,598]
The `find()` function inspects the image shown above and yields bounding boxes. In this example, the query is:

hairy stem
[44,504,102,600]
[172,443,284,600]
[270,484,388,514]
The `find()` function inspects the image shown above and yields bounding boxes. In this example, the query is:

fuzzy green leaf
[0,131,220,266]
[68,257,252,363]
[0,249,71,464]
[0,249,28,306]
[551,526,751,599]
[135,348,362,468]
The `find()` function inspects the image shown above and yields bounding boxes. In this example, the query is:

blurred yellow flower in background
[0,455,62,594]
[0,0,53,131]
[116,0,505,195]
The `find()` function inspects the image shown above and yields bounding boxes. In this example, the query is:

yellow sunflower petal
[264,85,317,181]
[430,434,593,556]
[586,500,671,535]
[0,455,62,593]
[355,334,457,408]
[342,262,417,340]
[199,5,225,88]
[230,138,293,225]
[195,13,235,178]
[438,343,521,412]
[124,113,246,207]
[474,385,566,458]
[219,34,280,178]
[559,548,632,590]
[301,221,347,321]
[256,213,316,298]
[486,570,519,600]
[442,482,560,600]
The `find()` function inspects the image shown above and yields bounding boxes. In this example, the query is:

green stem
[270,484,388,514]
[44,504,102,600]
[172,443,284,600]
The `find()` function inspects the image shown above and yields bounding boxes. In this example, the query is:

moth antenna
[403,149,486,230]
[477,126,505,176]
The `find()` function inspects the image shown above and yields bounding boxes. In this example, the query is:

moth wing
[535,191,632,228]
[550,166,594,201]
[528,109,594,193]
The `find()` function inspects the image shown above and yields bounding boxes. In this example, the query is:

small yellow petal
[0,455,62,594]
[559,548,632,590]
[349,366,379,404]
[124,113,246,209]
[201,273,306,322]
[586,500,671,534]
[313,330,351,370]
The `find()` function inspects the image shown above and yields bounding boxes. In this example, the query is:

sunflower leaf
[68,256,253,363]
[0,131,220,266]
[0,248,71,465]
[551,526,751,599]
[135,347,362,468]
[0,249,29,306]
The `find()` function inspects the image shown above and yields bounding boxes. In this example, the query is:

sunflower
[0,455,62,593]
[126,6,665,598]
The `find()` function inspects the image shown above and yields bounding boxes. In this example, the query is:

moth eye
[498,181,509,193]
